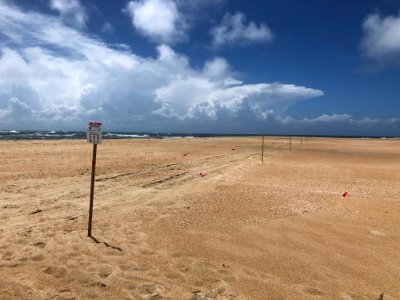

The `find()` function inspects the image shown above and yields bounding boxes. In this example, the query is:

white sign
[87,121,102,144]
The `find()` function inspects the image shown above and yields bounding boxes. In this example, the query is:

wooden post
[88,143,97,237]
[289,135,291,152]
[261,133,265,163]
[301,136,302,145]
[380,293,384,300]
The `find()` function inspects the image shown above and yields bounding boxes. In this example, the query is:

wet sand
[1,137,400,299]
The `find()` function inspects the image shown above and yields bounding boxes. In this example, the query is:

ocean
[0,130,396,140]
[0,130,197,140]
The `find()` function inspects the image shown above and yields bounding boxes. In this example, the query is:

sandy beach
[1,137,400,299]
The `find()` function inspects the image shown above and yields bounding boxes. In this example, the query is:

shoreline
[0,129,399,141]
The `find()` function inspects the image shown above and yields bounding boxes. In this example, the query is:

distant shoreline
[0,130,398,141]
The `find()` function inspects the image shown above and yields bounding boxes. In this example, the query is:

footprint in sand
[300,286,324,296]
[2,204,19,209]
[216,264,240,282]
[177,264,192,273]
[165,271,185,281]
[325,273,338,280]
[119,262,151,273]
[98,264,113,278]
[18,257,28,262]
[171,252,184,258]
[48,291,77,300]
[341,292,356,300]
[192,279,238,300]
[86,291,100,299]
[20,245,44,261]
[138,283,167,299]
[2,250,14,260]
[13,275,34,288]
[43,266,68,278]
[80,273,110,290]
[31,253,45,261]
[135,231,150,241]
[34,241,46,248]
[15,237,28,245]
[137,243,155,255]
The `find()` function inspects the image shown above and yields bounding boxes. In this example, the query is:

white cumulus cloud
[211,12,273,47]
[361,12,400,67]
[50,0,88,28]
[7,1,398,135]
[0,0,325,132]
[280,114,400,136]
[124,0,186,43]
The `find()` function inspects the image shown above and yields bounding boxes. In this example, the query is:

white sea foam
[0,130,20,133]
[163,136,194,139]
[104,133,149,138]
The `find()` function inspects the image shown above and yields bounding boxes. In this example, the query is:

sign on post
[87,122,102,144]
[87,121,102,237]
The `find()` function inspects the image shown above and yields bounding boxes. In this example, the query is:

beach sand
[1,137,400,299]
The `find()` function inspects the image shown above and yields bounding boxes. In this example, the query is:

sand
[0,137,400,299]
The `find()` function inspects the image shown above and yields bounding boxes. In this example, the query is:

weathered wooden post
[289,134,292,152]
[261,133,265,163]
[87,121,102,237]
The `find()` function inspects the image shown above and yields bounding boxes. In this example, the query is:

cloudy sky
[0,0,399,135]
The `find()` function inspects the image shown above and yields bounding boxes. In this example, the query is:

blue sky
[0,0,399,135]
